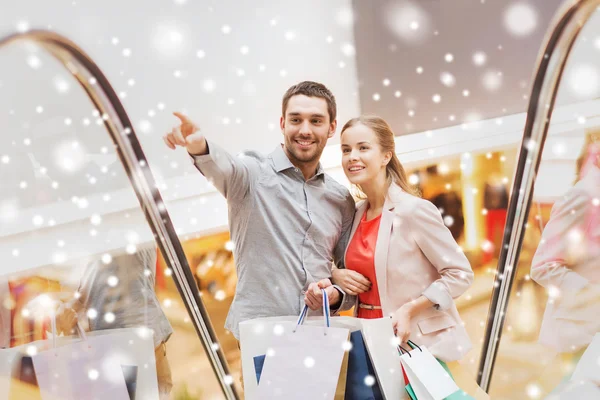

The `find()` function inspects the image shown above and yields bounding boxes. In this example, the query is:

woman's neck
[361,173,389,212]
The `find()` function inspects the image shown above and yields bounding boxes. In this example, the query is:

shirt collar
[270,144,326,180]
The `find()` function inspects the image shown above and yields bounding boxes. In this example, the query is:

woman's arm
[408,200,474,310]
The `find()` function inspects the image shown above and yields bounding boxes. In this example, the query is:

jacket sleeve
[530,187,593,293]
[409,199,474,310]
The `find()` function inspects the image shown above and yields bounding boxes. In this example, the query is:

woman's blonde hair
[341,115,420,198]
[574,129,600,184]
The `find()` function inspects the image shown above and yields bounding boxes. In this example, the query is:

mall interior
[1,0,599,399]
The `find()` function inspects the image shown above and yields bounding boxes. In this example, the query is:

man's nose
[299,120,311,134]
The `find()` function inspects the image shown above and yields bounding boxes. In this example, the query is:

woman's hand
[391,305,413,344]
[331,268,371,296]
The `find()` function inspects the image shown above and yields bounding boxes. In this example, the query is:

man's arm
[164,112,259,203]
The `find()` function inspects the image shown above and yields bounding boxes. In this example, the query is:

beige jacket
[340,183,474,361]
[531,166,600,353]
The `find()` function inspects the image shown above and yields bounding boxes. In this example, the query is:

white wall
[0,1,595,274]
[0,0,361,274]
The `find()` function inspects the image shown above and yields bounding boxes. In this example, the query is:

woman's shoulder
[389,185,431,214]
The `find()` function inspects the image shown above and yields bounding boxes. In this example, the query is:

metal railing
[477,0,600,391]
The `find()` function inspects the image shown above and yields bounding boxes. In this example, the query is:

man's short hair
[282,81,337,122]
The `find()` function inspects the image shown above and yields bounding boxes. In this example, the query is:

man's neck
[295,161,319,181]
[283,146,320,180]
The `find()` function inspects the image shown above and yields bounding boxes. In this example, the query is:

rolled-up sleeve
[410,200,474,311]
[189,139,260,203]
[531,188,592,293]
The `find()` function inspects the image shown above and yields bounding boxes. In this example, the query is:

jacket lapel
[375,196,395,316]
[344,200,369,267]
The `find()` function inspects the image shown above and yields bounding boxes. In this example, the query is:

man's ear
[280,116,285,133]
[328,119,337,138]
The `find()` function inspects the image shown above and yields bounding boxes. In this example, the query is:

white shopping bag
[32,334,130,400]
[360,317,407,400]
[571,333,600,385]
[400,342,458,400]
[241,290,349,400]
[240,314,407,400]
[0,327,159,400]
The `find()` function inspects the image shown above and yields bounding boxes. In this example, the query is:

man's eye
[312,120,322,124]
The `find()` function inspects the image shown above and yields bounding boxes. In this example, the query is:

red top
[345,210,383,319]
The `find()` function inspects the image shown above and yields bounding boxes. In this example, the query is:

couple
[163,81,473,362]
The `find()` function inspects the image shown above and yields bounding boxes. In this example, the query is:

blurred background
[1,1,599,399]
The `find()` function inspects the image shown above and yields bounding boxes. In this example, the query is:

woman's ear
[383,151,393,166]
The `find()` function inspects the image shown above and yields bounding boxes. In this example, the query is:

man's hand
[163,112,207,155]
[55,305,78,335]
[332,268,371,296]
[304,279,340,311]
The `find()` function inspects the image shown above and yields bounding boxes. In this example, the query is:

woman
[530,131,600,355]
[332,115,473,362]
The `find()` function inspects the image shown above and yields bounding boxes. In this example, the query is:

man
[57,248,173,399]
[163,81,355,339]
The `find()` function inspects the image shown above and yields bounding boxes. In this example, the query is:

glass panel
[400,146,519,381]
[489,10,600,399]
[0,42,225,399]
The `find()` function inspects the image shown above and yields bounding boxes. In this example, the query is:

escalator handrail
[477,0,600,391]
[0,30,239,400]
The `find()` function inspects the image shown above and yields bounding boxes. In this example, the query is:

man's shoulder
[236,149,267,162]
[323,173,353,200]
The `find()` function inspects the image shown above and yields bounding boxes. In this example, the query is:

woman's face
[341,123,391,186]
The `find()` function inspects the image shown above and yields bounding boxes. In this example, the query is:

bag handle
[294,289,330,335]
[49,307,88,349]
[397,340,422,357]
[407,340,422,352]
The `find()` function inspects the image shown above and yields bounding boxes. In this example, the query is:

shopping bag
[401,342,486,400]
[345,330,384,400]
[399,341,459,400]
[402,362,418,400]
[254,349,349,399]
[253,290,350,400]
[0,327,156,400]
[254,321,394,400]
[443,361,490,400]
[32,335,131,400]
[570,332,600,385]
[8,353,42,400]
[438,361,475,400]
[360,317,407,399]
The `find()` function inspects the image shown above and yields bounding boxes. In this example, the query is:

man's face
[280,94,336,165]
